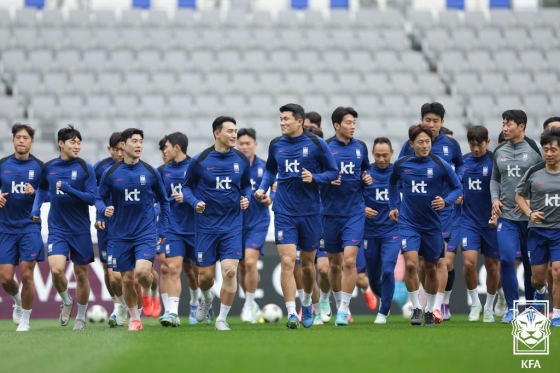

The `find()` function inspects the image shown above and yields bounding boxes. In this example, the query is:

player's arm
[442,162,463,206]
[258,141,278,192]
[490,153,501,203]
[181,160,201,209]
[153,173,170,240]
[313,139,339,184]
[453,142,465,180]
[240,163,252,209]
[388,166,401,211]
[360,142,373,186]
[95,170,111,219]
[59,164,97,205]
[514,169,535,218]
[31,164,50,218]
[154,202,161,216]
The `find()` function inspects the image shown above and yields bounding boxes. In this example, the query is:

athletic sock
[497,287,505,300]
[302,292,312,307]
[113,303,121,316]
[77,303,88,320]
[189,288,199,305]
[244,292,255,308]
[320,291,330,302]
[535,284,547,294]
[361,286,369,293]
[11,290,22,307]
[409,290,421,309]
[434,292,444,310]
[285,301,296,316]
[339,292,352,313]
[313,303,321,316]
[217,304,231,322]
[169,297,179,315]
[21,309,31,324]
[151,288,158,299]
[297,289,304,303]
[129,306,140,321]
[468,289,481,306]
[142,288,150,296]
[202,289,213,302]
[485,293,496,310]
[425,293,436,313]
[443,290,452,304]
[161,293,169,311]
[59,290,72,305]
[445,269,455,292]
[553,308,560,318]
[118,295,126,306]
[333,291,342,309]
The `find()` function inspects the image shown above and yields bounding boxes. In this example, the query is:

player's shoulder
[269,136,283,147]
[139,160,160,176]
[523,136,542,157]
[29,154,44,167]
[354,137,369,151]
[463,152,472,160]
[231,148,250,164]
[303,130,326,148]
[526,161,546,179]
[0,154,12,167]
[485,150,494,161]
[193,146,215,164]
[42,157,59,170]
[157,163,168,173]
[443,134,461,150]
[394,155,413,168]
[104,160,123,178]
[493,141,508,156]
[428,153,449,169]
[94,157,112,171]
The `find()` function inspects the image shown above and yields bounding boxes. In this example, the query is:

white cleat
[59,299,75,327]
[252,302,261,324]
[241,304,254,323]
[117,305,128,326]
[73,319,87,330]
[468,304,483,322]
[16,322,30,332]
[494,294,507,318]
[13,305,22,325]
[320,301,332,323]
[196,295,214,322]
[215,320,231,331]
[483,309,495,323]
[374,313,387,324]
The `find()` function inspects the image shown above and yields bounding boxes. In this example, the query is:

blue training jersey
[159,158,195,237]
[32,157,96,234]
[259,131,339,216]
[320,137,370,217]
[244,156,271,229]
[94,157,116,235]
[96,160,170,241]
[462,151,494,230]
[390,153,463,232]
[182,146,252,233]
[0,154,44,233]
[364,163,399,238]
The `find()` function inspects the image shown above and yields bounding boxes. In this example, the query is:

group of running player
[1,103,559,331]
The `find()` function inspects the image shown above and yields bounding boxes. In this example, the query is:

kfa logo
[375,188,389,201]
[427,168,433,178]
[507,165,521,177]
[340,162,355,175]
[363,239,368,249]
[468,178,482,190]
[356,149,361,159]
[11,181,25,194]
[483,166,488,176]
[545,193,560,207]
[124,188,140,201]
[401,239,407,249]
[412,180,427,194]
[215,177,232,190]
[28,170,34,180]
[170,183,182,195]
[140,175,146,185]
[71,170,77,180]
[250,179,257,191]
[258,167,263,177]
[285,159,300,173]
[462,237,467,247]
[302,147,308,157]
[443,146,449,155]
[234,163,239,173]
[277,230,283,240]
[522,152,528,162]
[512,301,551,356]
[56,189,66,195]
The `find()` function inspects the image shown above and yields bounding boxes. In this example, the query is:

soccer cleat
[142,295,153,317]
[411,308,423,326]
[128,319,143,331]
[532,288,546,313]
[432,308,443,324]
[108,314,118,328]
[117,305,128,326]
[335,311,348,326]
[189,305,198,325]
[501,309,515,324]
[374,313,387,324]
[286,314,300,329]
[347,309,354,323]
[13,305,22,325]
[205,304,214,325]
[424,311,435,326]
[159,310,170,325]
[252,302,261,324]
[152,296,162,318]
[302,305,313,328]
[73,319,87,331]
[312,313,324,325]
[215,320,231,331]
[551,318,560,327]
[468,304,482,322]
[441,303,451,321]
[363,288,378,311]
[59,299,75,327]
[161,313,181,327]
[16,322,30,332]
[494,293,507,317]
[320,301,332,323]
[241,304,254,323]
[196,295,214,322]
[483,309,495,323]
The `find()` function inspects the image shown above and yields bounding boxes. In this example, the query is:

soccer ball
[402,301,413,319]
[87,305,108,323]
[261,304,283,323]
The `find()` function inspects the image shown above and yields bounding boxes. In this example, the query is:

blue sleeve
[259,141,277,191]
[181,160,200,209]
[313,139,339,184]
[389,164,401,210]
[59,164,97,205]
[442,161,463,205]
[31,164,50,217]
[453,142,465,181]
[95,170,110,221]
[153,171,169,238]
[154,202,161,216]
[242,162,252,199]
[361,143,371,184]
[398,142,409,159]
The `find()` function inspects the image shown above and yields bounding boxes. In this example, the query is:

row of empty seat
[451,72,560,96]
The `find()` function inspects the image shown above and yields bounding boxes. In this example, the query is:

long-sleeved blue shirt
[97,160,169,241]
[0,154,44,233]
[320,137,370,217]
[259,131,339,216]
[244,156,271,230]
[159,158,194,237]
[182,146,252,233]
[94,157,116,235]
[364,163,399,238]
[32,157,96,234]
[389,153,463,232]
[462,151,494,230]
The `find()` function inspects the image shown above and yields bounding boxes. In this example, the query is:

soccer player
[363,137,400,324]
[236,128,272,323]
[398,103,464,323]
[322,106,371,326]
[0,123,45,331]
[182,116,251,331]
[516,127,560,326]
[461,126,500,322]
[256,104,338,329]
[31,125,97,330]
[390,124,462,326]
[96,128,170,331]
[304,111,322,130]
[491,110,542,323]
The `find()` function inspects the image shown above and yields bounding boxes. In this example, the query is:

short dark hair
[237,128,257,141]
[543,116,560,130]
[12,123,35,139]
[109,132,122,148]
[408,124,432,142]
[421,102,445,120]
[373,137,393,150]
[305,111,322,127]
[57,124,82,145]
[502,109,527,129]
[212,116,237,135]
[308,127,324,138]
[540,127,560,147]
[467,125,489,144]
[121,128,144,143]
[331,106,358,127]
[498,131,505,144]
[158,137,166,151]
[280,103,305,121]
[166,132,189,154]
[440,126,453,136]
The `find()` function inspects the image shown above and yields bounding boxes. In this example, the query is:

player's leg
[73,264,91,329]
[300,249,317,328]
[163,255,183,327]
[98,231,119,323]
[375,236,400,323]
[293,255,304,321]
[548,264,554,308]
[184,261,202,324]
[402,234,423,325]
[323,215,344,312]
[195,232,219,322]
[47,239,75,327]
[17,259,37,331]
[0,233,22,326]
[551,261,560,326]
[311,272,322,325]
[240,249,260,322]
[356,245,376,312]
[434,211,452,322]
[442,250,456,320]
[418,257,426,288]
[122,269,142,331]
[140,245,158,316]
[527,229,550,313]
[517,222,534,302]
[496,219,521,322]
[420,232,443,327]
[150,267,161,318]
[317,253,332,322]
[157,252,170,318]
[462,227,482,321]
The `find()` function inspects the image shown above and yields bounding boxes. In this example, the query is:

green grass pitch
[0,316,558,373]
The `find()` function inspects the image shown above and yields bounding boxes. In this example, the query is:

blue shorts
[107,239,114,269]
[440,208,453,242]
[527,228,560,266]
[196,230,242,267]
[165,234,196,264]
[112,239,156,272]
[296,239,327,265]
[322,214,365,253]
[400,227,444,264]
[156,242,166,255]
[363,234,401,261]
[447,221,461,253]
[356,246,366,273]
[275,213,322,252]
[0,232,45,265]
[461,225,499,259]
[243,225,268,256]
[497,218,528,262]
[47,232,94,265]
[97,229,109,263]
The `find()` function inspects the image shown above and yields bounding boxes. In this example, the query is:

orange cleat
[433,308,443,324]
[347,309,354,323]
[128,319,143,331]
[151,297,162,318]
[363,288,378,311]
[142,295,153,317]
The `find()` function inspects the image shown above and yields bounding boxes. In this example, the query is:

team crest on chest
[427,168,433,178]
[443,146,449,155]
[234,163,239,173]
[258,167,263,177]
[28,170,34,180]
[522,153,528,162]
[483,166,488,176]
[303,147,308,157]
[356,149,361,159]
[140,175,146,185]
[71,170,77,180]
